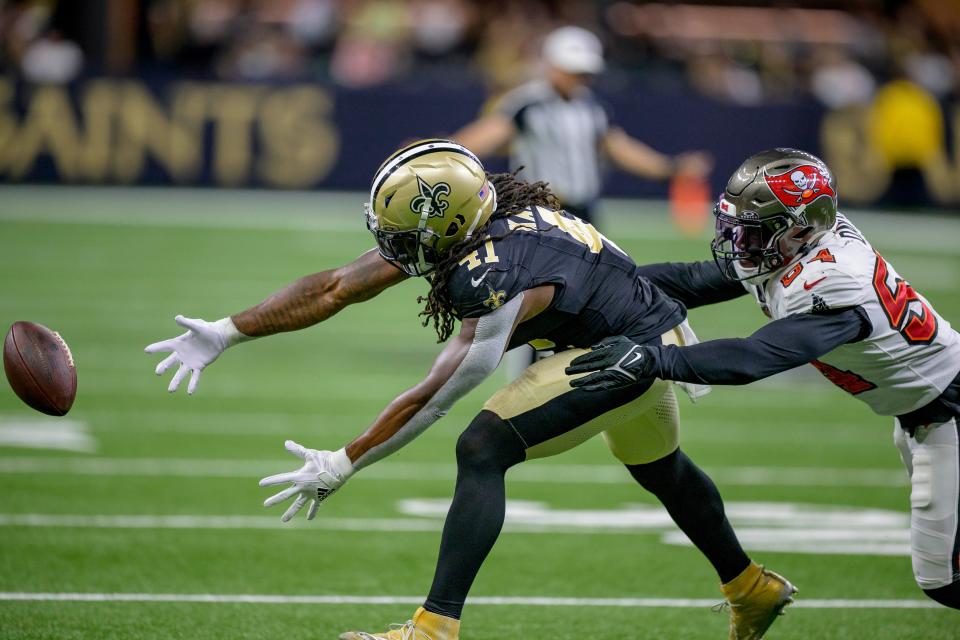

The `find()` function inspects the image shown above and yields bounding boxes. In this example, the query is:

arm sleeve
[637,260,747,309]
[352,293,523,470]
[649,306,872,385]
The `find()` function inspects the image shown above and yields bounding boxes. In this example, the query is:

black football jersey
[446,206,685,350]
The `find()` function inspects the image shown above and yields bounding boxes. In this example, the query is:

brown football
[3,321,77,416]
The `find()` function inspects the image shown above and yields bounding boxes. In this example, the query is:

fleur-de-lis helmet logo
[410,176,451,218]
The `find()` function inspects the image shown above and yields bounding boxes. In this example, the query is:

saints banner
[1,75,958,208]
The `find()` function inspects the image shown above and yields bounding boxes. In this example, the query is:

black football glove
[565,336,656,392]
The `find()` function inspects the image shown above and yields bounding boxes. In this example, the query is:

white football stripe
[368,140,478,203]
[0,456,907,487]
[0,592,939,609]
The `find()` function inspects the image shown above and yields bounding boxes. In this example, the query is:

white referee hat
[543,26,605,74]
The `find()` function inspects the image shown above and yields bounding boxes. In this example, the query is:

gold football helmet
[365,139,497,276]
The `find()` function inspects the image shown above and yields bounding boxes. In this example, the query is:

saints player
[146,140,795,639]
[566,148,960,610]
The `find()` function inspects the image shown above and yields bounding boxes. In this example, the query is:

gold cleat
[337,623,428,640]
[719,562,797,639]
[339,608,459,640]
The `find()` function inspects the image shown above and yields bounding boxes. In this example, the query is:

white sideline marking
[4,187,956,250]
[0,512,684,536]
[0,191,683,241]
[0,206,685,241]
[0,592,940,609]
[0,456,908,487]
[0,514,440,532]
[0,418,95,453]
[0,512,706,537]
[0,188,364,233]
[0,208,363,233]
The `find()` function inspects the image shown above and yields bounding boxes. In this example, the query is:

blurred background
[2,4,960,638]
[1,0,959,210]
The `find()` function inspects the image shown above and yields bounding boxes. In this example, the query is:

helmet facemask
[364,202,441,276]
[364,139,497,277]
[711,207,795,282]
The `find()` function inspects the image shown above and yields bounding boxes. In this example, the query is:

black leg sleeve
[423,411,526,619]
[626,448,751,584]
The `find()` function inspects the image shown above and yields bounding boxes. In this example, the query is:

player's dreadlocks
[419,169,560,342]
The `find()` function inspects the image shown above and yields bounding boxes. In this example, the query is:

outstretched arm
[603,128,712,181]
[567,308,872,391]
[650,309,872,385]
[637,260,746,310]
[349,285,550,467]
[145,249,407,394]
[450,113,516,158]
[232,249,407,336]
[259,285,555,521]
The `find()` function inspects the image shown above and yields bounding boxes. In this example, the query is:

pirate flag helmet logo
[763,164,836,210]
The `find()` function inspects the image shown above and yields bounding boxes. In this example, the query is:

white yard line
[0,208,364,233]
[0,513,440,532]
[0,507,914,558]
[0,419,95,453]
[0,206,682,241]
[0,512,720,537]
[0,456,908,487]
[0,591,939,609]
[0,512,682,536]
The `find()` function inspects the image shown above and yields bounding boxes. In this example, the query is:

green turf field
[0,186,958,639]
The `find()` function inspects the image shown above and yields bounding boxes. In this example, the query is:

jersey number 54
[872,252,938,345]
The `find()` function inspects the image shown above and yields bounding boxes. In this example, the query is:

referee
[453,26,710,225]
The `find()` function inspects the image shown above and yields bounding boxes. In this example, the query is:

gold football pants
[483,327,682,465]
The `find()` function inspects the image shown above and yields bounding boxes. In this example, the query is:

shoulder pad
[776,251,867,315]
[446,235,525,319]
[448,266,522,319]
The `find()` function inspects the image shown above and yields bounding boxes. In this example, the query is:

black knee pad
[456,410,525,473]
[924,582,960,609]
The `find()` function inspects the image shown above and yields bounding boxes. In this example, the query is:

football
[3,321,77,416]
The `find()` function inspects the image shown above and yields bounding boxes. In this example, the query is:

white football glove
[259,440,355,522]
[144,315,250,395]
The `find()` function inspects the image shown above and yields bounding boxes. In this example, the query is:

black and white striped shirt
[497,80,611,209]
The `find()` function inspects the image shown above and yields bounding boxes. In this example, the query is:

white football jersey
[746,213,960,416]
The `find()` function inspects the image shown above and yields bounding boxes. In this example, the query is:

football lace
[52,331,75,368]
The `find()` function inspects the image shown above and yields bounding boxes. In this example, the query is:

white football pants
[894,417,960,590]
